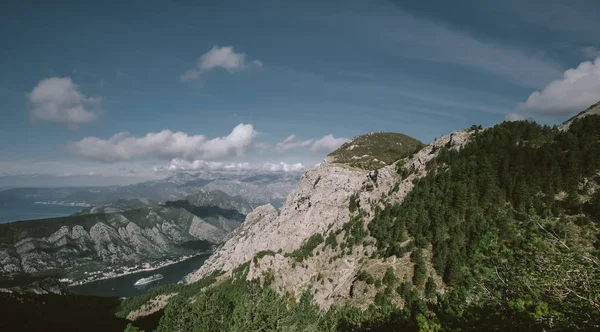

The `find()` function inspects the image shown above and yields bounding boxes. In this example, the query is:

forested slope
[120,110,600,331]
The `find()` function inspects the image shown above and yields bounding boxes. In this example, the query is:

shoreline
[66,251,212,287]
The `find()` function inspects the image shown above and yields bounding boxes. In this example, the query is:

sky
[1,0,599,185]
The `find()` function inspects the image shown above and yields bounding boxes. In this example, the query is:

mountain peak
[326,132,424,170]
[559,100,600,131]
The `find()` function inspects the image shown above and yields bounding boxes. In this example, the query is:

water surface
[0,201,83,223]
[69,254,210,298]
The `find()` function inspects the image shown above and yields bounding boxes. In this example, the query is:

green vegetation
[124,323,144,332]
[328,132,425,170]
[116,271,221,318]
[117,115,600,331]
[285,233,324,262]
[382,267,398,286]
[356,270,375,285]
[153,274,437,332]
[155,277,327,331]
[325,231,338,249]
[0,292,133,332]
[253,250,277,264]
[425,276,436,299]
[348,191,360,213]
[411,249,427,287]
[341,214,368,251]
[368,116,600,330]
[313,175,322,188]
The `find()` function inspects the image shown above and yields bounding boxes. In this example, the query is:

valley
[0,189,259,286]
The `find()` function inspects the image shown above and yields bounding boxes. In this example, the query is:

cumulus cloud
[180,45,262,82]
[518,57,600,115]
[310,134,349,153]
[167,159,252,172]
[28,77,100,128]
[582,46,600,59]
[66,123,257,162]
[274,134,349,154]
[275,135,314,152]
[261,162,306,172]
[165,159,305,173]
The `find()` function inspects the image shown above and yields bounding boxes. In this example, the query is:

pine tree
[425,276,436,299]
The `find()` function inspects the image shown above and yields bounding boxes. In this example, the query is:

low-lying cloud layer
[181,45,262,82]
[165,159,306,173]
[28,77,100,128]
[66,123,257,162]
[275,134,349,153]
[518,57,600,115]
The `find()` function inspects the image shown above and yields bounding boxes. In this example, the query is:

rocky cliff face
[184,130,472,309]
[0,204,238,281]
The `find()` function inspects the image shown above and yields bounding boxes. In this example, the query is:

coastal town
[63,253,203,286]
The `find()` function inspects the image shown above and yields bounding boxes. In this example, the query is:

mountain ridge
[0,196,249,283]
[120,102,600,331]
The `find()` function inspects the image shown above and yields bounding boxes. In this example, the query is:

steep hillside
[559,100,600,131]
[183,190,254,215]
[327,132,425,170]
[0,203,242,283]
[118,103,600,332]
[73,198,155,215]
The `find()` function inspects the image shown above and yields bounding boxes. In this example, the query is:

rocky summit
[184,130,469,306]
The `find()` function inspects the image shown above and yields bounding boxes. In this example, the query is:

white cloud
[518,57,600,115]
[28,77,100,128]
[167,159,252,172]
[583,46,600,59]
[180,46,262,82]
[66,123,257,162]
[505,113,526,122]
[261,162,305,172]
[310,134,349,153]
[275,135,314,152]
[165,159,306,173]
[275,134,349,154]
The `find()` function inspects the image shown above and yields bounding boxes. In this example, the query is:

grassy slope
[328,132,424,170]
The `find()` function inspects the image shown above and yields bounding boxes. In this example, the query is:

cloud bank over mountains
[66,124,258,162]
[59,123,345,179]
[518,56,600,115]
[275,134,349,153]
[164,159,306,173]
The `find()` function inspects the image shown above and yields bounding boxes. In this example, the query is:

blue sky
[1,0,599,184]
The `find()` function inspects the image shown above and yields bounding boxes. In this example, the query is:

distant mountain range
[0,171,301,209]
[0,190,252,284]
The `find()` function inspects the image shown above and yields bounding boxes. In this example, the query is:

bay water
[69,254,211,298]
